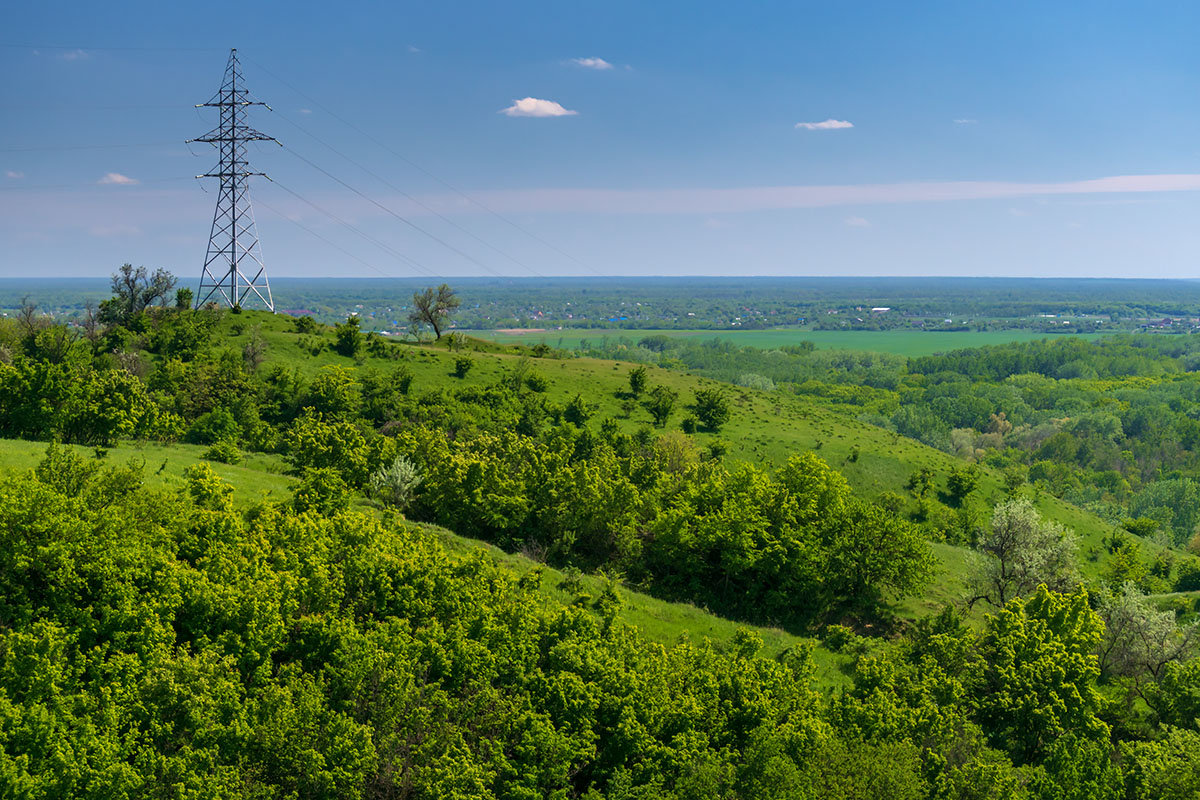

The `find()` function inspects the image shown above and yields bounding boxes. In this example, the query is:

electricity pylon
[189,48,278,311]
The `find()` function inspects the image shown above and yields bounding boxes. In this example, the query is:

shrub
[453,357,474,378]
[202,439,242,464]
[367,456,422,511]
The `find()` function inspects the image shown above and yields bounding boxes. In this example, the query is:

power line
[247,57,601,275]
[268,108,546,277]
[270,178,440,279]
[255,195,403,280]
[281,143,510,278]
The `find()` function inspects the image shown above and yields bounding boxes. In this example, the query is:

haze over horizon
[5,1,1200,280]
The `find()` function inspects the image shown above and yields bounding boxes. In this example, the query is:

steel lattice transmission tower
[189,48,278,311]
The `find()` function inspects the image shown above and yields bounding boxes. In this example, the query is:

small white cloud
[407,45,422,54]
[570,57,613,70]
[1008,208,1029,217]
[795,119,853,131]
[298,108,313,114]
[500,97,578,118]
[59,49,89,61]
[703,218,728,230]
[844,216,871,227]
[4,170,23,179]
[98,172,139,185]
[954,118,978,125]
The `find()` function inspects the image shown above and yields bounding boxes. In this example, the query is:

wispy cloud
[407,45,422,54]
[4,170,23,179]
[298,108,313,115]
[500,97,578,118]
[88,224,141,237]
[59,49,89,61]
[570,57,613,70]
[440,174,1200,215]
[844,216,871,227]
[98,172,138,185]
[954,118,978,125]
[795,119,853,131]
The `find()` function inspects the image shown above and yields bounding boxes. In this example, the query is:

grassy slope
[227,313,1157,603]
[0,310,1141,688]
[471,327,1113,357]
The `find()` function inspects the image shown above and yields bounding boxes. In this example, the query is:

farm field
[471,326,1116,356]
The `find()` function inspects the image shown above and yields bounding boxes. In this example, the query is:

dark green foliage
[643,385,677,427]
[691,387,730,432]
[628,365,648,396]
[333,315,364,358]
[293,314,317,334]
[453,356,474,378]
[563,393,594,425]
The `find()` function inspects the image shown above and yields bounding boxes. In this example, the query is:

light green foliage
[367,455,421,510]
[1121,727,1200,800]
[1097,582,1197,683]
[970,499,1079,607]
[975,586,1106,764]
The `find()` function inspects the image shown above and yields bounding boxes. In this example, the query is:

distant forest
[8,275,1200,332]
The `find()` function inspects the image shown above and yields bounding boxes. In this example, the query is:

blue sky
[5,0,1200,279]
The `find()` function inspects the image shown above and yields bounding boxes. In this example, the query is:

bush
[186,408,240,446]
[367,456,421,511]
[525,372,549,392]
[202,439,241,464]
[453,357,474,378]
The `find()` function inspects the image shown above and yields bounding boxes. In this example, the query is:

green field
[470,326,1114,356]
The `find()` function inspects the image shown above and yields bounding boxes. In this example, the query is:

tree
[968,498,1079,607]
[99,263,177,324]
[628,365,648,397]
[975,586,1108,764]
[368,456,421,511]
[946,464,980,507]
[691,387,731,432]
[409,284,460,340]
[333,315,363,358]
[643,385,677,428]
[1096,582,1198,684]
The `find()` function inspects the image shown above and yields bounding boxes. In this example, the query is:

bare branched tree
[408,284,460,340]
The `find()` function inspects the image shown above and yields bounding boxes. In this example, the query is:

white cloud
[4,171,23,179]
[407,45,422,54]
[795,119,853,131]
[59,49,89,61]
[844,216,871,227]
[570,57,613,70]
[954,118,978,125]
[298,108,313,114]
[98,172,139,185]
[1008,208,1029,217]
[435,173,1200,215]
[500,97,578,118]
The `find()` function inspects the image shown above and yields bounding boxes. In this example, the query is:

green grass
[470,326,1114,357]
[221,312,1145,618]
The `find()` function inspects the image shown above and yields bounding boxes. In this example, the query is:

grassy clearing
[470,326,1114,357]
